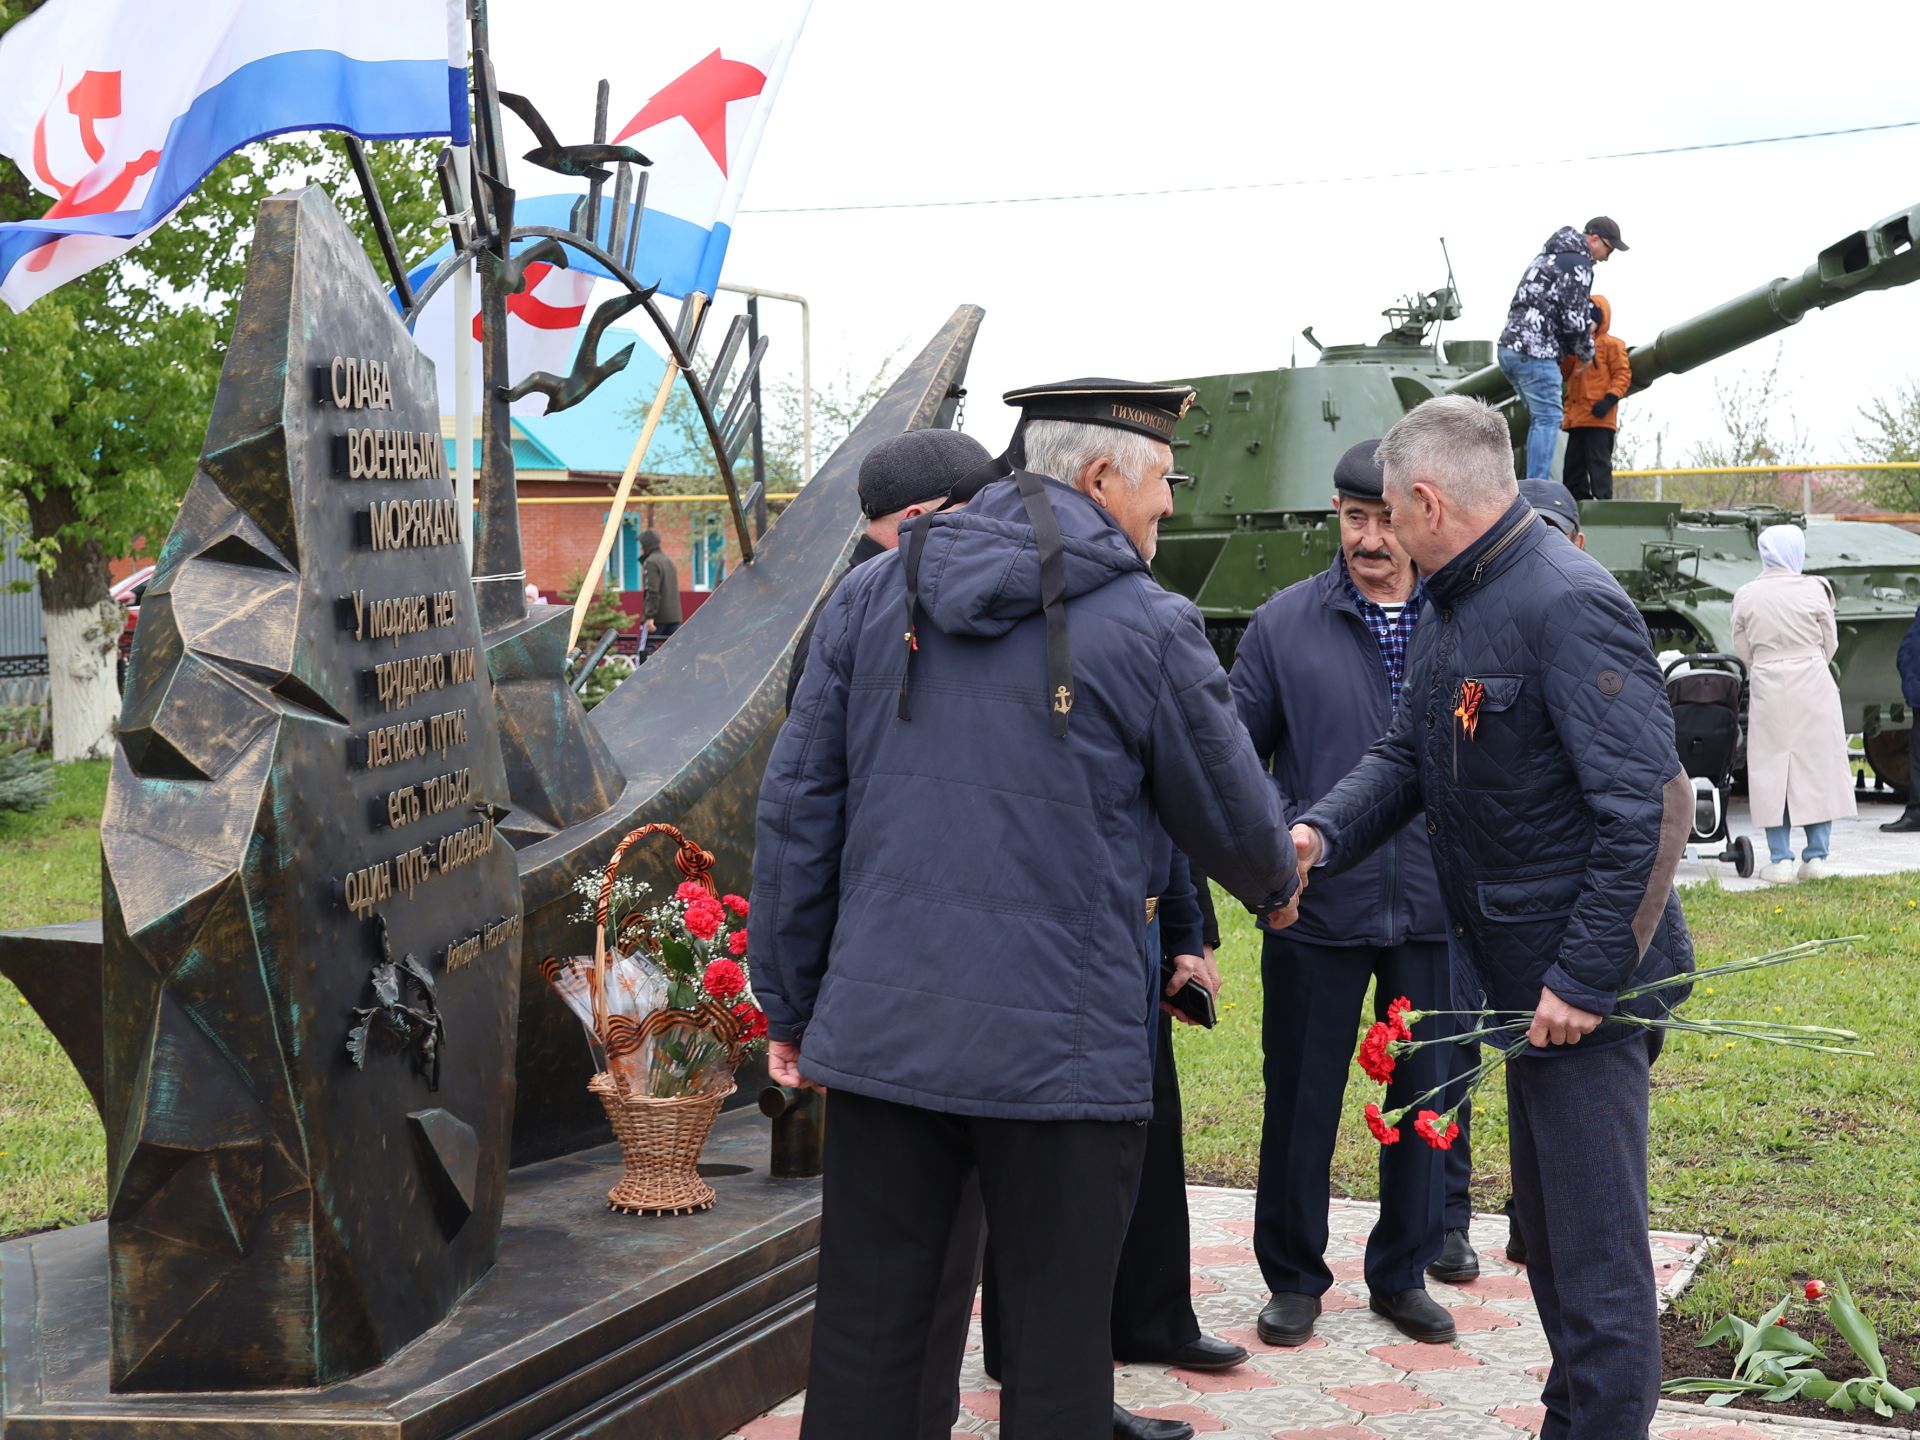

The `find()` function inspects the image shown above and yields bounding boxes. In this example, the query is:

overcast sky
[492,0,1920,469]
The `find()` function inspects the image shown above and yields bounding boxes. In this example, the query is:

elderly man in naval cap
[753,379,1300,1438]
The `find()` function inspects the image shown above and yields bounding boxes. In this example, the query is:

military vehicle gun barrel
[1447,201,1920,403]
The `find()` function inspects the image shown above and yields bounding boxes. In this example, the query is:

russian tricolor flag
[0,0,468,312]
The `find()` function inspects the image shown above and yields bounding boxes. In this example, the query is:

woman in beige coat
[1731,525,1856,883]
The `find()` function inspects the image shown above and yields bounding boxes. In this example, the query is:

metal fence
[1612,461,1920,519]
[0,531,48,718]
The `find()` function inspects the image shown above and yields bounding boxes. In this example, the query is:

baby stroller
[1664,653,1755,878]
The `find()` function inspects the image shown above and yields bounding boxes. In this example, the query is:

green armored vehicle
[1155,201,1920,795]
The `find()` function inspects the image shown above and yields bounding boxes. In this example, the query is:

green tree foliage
[0,0,444,753]
[1852,380,1920,512]
[1679,347,1805,508]
[633,342,903,496]
[562,567,631,640]
[0,742,52,813]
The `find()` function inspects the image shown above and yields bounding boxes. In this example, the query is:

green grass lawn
[1178,873,1920,1335]
[0,759,110,1236]
[3,761,1918,1343]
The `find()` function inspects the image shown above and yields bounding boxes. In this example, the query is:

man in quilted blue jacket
[1292,395,1693,1440]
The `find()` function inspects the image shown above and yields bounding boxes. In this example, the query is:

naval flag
[0,0,468,312]
[401,0,809,415]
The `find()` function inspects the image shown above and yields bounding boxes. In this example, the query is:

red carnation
[1357,1023,1398,1084]
[732,1002,768,1041]
[728,927,749,957]
[703,958,747,1001]
[676,880,710,905]
[1805,1279,1828,1301]
[1386,995,1415,1041]
[684,896,725,940]
[1413,1110,1460,1150]
[1365,1102,1401,1145]
[722,893,750,918]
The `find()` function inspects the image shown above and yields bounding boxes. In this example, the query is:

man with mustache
[1229,439,1469,1349]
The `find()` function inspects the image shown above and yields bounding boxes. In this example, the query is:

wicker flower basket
[586,822,741,1216]
[588,1073,735,1215]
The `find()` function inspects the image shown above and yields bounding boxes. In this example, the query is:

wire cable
[743,118,1920,215]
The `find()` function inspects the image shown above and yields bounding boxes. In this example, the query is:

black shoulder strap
[896,515,931,721]
[1015,470,1074,738]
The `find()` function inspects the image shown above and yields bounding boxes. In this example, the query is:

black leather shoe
[1256,1292,1321,1346]
[1114,1403,1194,1440]
[1131,1332,1249,1371]
[1503,1196,1528,1266]
[1427,1227,1480,1283]
[1882,804,1920,833]
[1369,1287,1458,1344]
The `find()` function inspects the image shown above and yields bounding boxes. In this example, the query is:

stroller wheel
[1731,834,1755,879]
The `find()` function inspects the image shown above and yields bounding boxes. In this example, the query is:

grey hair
[1021,418,1168,490]
[1375,397,1518,514]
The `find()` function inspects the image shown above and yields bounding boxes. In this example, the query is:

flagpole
[452,166,475,563]
[568,292,707,650]
[449,2,475,560]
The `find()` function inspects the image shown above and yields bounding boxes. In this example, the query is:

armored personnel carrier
[1154,202,1920,794]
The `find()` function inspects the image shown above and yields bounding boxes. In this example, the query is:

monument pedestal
[0,1108,818,1438]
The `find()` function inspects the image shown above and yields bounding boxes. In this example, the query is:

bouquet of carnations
[543,861,768,1100]
[1354,938,1869,1150]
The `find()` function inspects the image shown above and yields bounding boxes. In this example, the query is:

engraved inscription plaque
[101,187,523,1391]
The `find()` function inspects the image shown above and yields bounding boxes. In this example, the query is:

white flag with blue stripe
[0,0,468,312]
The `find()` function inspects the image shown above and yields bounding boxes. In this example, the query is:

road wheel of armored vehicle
[1864,727,1911,800]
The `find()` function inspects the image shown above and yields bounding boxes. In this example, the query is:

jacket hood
[1544,225,1588,256]
[913,475,1147,638]
[1591,293,1613,336]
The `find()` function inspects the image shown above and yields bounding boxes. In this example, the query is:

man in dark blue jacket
[1883,602,1920,832]
[753,379,1299,1439]
[1231,439,1468,1351]
[1293,396,1692,1440]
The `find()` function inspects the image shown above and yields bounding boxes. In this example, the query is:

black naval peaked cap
[1332,439,1386,500]
[1001,377,1198,444]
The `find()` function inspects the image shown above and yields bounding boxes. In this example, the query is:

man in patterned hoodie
[1496,217,1627,480]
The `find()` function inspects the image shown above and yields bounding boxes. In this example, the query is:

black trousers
[1506,1032,1662,1440]
[802,1090,1146,1440]
[979,1013,1200,1376]
[1110,1012,1202,1357]
[1561,427,1615,501]
[1255,936,1452,1298]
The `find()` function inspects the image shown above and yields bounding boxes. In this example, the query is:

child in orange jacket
[1558,294,1630,500]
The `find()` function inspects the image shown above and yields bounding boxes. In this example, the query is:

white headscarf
[1758,524,1806,574]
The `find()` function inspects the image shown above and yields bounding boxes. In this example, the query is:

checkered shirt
[1344,566,1424,712]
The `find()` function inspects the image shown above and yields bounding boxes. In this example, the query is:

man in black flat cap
[753,377,1298,1439]
[1230,438,1470,1349]
[784,426,991,709]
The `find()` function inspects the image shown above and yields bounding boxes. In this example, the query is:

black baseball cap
[1520,478,1582,537]
[1584,216,1628,252]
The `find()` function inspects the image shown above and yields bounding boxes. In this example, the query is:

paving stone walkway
[732,1188,1861,1439]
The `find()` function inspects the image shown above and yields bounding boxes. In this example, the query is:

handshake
[1263,823,1326,930]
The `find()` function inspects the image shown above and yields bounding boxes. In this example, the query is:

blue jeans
[1765,803,1831,863]
[1498,346,1565,480]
